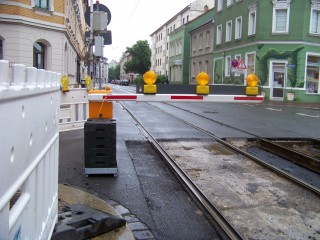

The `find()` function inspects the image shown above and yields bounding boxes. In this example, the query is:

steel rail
[148,103,320,196]
[160,102,320,174]
[119,102,244,240]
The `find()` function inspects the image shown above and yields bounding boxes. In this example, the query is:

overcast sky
[97,0,192,61]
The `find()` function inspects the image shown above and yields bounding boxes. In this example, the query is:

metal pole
[90,0,93,88]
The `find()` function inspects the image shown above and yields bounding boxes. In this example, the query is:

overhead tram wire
[120,0,142,33]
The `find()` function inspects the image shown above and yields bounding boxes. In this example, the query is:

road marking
[265,108,282,111]
[296,113,319,118]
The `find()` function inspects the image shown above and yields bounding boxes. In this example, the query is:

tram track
[118,101,244,240]
[112,86,320,194]
[111,86,320,239]
[160,102,320,172]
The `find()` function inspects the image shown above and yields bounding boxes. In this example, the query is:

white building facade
[150,0,214,77]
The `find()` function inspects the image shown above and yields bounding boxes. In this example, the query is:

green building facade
[168,8,215,84]
[213,0,320,102]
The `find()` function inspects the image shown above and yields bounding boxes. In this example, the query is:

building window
[235,16,242,39]
[306,54,320,94]
[234,54,241,76]
[206,31,210,47]
[310,1,320,35]
[187,15,189,22]
[248,3,257,36]
[183,18,185,24]
[193,62,196,77]
[33,42,45,69]
[272,0,291,33]
[193,36,197,51]
[199,34,203,49]
[246,52,256,75]
[227,0,233,7]
[34,0,50,10]
[216,25,222,45]
[217,0,223,11]
[199,61,202,72]
[0,39,3,60]
[205,60,209,73]
[226,20,232,42]
[225,56,231,76]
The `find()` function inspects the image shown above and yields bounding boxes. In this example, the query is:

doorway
[270,62,287,100]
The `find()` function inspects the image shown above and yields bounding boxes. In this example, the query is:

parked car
[121,79,129,86]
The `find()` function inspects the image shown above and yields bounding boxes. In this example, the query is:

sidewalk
[261,99,320,109]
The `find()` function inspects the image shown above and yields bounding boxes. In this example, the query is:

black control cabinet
[84,118,117,175]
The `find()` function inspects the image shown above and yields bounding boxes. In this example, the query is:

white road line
[296,113,319,118]
[265,108,282,111]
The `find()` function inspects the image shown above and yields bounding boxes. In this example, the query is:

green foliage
[108,65,120,81]
[124,40,151,75]
[257,46,304,88]
[156,75,167,84]
[134,75,144,85]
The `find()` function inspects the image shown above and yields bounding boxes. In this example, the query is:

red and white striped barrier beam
[88,93,264,103]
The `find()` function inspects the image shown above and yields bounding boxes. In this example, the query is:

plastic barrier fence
[60,88,89,132]
[0,60,60,239]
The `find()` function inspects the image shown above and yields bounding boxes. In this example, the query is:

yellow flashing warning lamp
[85,76,91,87]
[246,73,259,96]
[61,75,69,92]
[196,72,210,95]
[143,70,157,94]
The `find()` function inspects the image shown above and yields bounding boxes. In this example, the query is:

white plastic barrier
[59,88,89,132]
[0,60,60,239]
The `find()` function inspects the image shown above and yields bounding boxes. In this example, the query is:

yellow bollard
[196,72,210,95]
[143,70,157,94]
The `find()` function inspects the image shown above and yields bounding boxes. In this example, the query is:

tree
[124,40,151,75]
[108,65,120,81]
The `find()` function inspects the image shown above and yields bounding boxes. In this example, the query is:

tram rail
[118,101,244,240]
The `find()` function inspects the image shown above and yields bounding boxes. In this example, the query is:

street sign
[232,59,238,68]
[85,4,112,26]
[237,59,247,70]
[287,64,296,68]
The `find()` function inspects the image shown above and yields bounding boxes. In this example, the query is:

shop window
[33,42,45,69]
[234,54,241,77]
[246,52,255,75]
[306,55,320,94]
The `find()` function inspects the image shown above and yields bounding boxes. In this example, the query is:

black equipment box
[84,118,117,176]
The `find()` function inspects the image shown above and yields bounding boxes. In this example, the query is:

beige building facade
[0,0,87,85]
